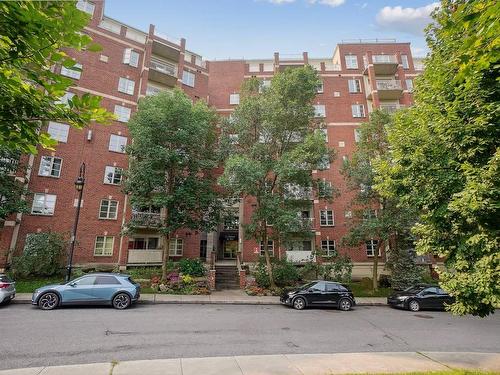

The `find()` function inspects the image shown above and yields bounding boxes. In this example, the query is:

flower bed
[150,272,211,295]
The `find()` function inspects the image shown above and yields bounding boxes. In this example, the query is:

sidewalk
[2,352,499,375]
[12,290,386,306]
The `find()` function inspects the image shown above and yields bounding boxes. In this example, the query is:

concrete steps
[215,265,239,290]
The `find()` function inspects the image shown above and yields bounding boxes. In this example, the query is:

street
[0,303,499,371]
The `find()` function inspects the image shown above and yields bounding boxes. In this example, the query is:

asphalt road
[0,303,499,371]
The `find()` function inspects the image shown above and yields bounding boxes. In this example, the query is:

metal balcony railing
[130,212,162,227]
[150,59,177,77]
[380,104,406,114]
[376,80,402,90]
[372,55,397,64]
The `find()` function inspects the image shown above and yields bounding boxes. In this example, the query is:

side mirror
[308,288,314,293]
[69,282,77,287]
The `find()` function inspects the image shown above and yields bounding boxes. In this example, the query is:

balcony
[127,249,163,264]
[152,39,180,62]
[129,211,162,228]
[149,58,178,87]
[286,251,315,263]
[368,80,403,100]
[380,104,407,114]
[372,55,398,75]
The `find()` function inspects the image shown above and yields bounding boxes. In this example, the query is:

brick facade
[0,0,421,275]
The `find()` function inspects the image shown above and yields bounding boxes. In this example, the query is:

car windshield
[404,285,426,294]
[297,282,317,291]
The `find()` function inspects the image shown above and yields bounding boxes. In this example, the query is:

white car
[0,274,16,304]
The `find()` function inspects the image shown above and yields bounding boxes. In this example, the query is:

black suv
[280,281,356,311]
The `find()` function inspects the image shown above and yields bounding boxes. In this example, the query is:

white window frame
[114,105,131,123]
[260,240,274,256]
[406,79,414,92]
[118,77,135,95]
[108,134,127,153]
[351,104,365,118]
[317,154,330,170]
[248,63,260,73]
[320,210,334,226]
[123,48,139,68]
[313,104,326,118]
[128,236,161,250]
[47,122,70,143]
[38,156,62,178]
[316,81,324,94]
[76,0,95,15]
[348,79,361,93]
[31,193,57,216]
[104,166,123,185]
[182,70,195,87]
[169,238,183,256]
[345,55,358,69]
[229,93,240,105]
[99,199,119,220]
[55,91,75,106]
[318,180,332,199]
[366,239,381,257]
[354,128,361,143]
[60,63,82,79]
[94,236,114,256]
[321,240,336,257]
[401,54,409,69]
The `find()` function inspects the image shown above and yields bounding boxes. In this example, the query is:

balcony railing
[372,55,397,64]
[376,80,402,90]
[150,59,177,77]
[380,104,406,114]
[128,249,163,264]
[129,212,162,228]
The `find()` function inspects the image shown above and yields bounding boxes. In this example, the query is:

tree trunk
[262,231,276,289]
[162,233,170,281]
[372,240,382,291]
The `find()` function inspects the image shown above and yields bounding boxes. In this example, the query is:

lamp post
[65,163,86,283]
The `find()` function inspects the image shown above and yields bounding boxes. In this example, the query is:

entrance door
[223,240,238,259]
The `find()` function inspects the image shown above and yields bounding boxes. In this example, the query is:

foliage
[254,256,300,288]
[0,1,112,153]
[387,248,423,291]
[126,267,164,280]
[342,110,417,290]
[219,66,333,287]
[11,232,67,278]
[125,89,222,280]
[0,147,28,219]
[375,0,499,316]
[322,254,353,283]
[179,258,206,277]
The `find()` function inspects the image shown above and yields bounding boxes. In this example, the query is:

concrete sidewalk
[11,290,386,306]
[2,352,499,375]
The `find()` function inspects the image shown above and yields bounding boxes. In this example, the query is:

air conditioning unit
[87,130,92,141]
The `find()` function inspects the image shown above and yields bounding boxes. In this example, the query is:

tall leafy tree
[342,110,416,290]
[0,147,28,220]
[375,0,499,316]
[0,1,112,153]
[219,66,333,288]
[125,90,221,280]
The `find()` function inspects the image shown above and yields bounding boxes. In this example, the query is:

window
[317,154,330,170]
[146,84,164,96]
[260,240,274,256]
[94,236,114,256]
[60,63,82,79]
[354,128,361,143]
[263,62,274,72]
[114,105,131,123]
[363,209,377,221]
[47,122,70,143]
[259,79,271,92]
[248,63,260,72]
[99,199,118,219]
[55,92,75,106]
[316,81,324,93]
[351,104,365,118]
[76,0,95,15]
[318,180,332,199]
[74,276,96,286]
[182,70,195,87]
[286,240,312,252]
[401,54,409,69]
[200,240,207,258]
[366,239,380,257]
[104,166,123,185]
[38,156,62,178]
[229,93,240,105]
[128,237,159,250]
[345,55,358,69]
[320,210,334,226]
[123,48,139,67]
[321,240,336,257]
[95,276,120,285]
[169,239,183,256]
[318,128,328,142]
[348,79,361,93]
[313,104,326,117]
[109,134,127,153]
[118,77,135,95]
[31,193,56,215]
[406,79,414,92]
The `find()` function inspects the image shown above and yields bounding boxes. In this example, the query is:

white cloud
[308,0,345,7]
[376,2,439,35]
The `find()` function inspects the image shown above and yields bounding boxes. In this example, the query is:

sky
[104,0,439,60]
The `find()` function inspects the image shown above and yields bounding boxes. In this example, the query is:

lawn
[348,282,392,297]
[13,277,65,293]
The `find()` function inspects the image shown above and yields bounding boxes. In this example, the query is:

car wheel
[408,299,420,312]
[339,298,352,311]
[113,293,131,310]
[292,297,306,310]
[38,292,59,310]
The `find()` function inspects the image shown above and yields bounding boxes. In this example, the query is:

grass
[13,277,64,293]
[348,282,392,297]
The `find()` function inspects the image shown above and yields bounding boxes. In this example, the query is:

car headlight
[397,296,409,301]
[287,292,295,296]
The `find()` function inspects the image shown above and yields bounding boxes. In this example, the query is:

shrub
[12,232,67,278]
[320,254,353,283]
[179,258,205,277]
[388,248,423,290]
[127,267,163,280]
[254,256,300,288]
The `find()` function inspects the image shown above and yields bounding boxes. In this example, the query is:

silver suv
[0,274,16,304]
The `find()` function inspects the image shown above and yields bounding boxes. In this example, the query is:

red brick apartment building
[0,0,423,278]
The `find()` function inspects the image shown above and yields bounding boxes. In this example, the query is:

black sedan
[387,284,454,312]
[280,281,356,311]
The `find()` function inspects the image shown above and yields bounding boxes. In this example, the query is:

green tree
[0,1,112,153]
[0,147,28,220]
[342,110,416,291]
[219,66,333,288]
[375,0,499,316]
[125,90,222,281]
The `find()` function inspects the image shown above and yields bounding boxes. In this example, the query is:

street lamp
[65,163,86,283]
